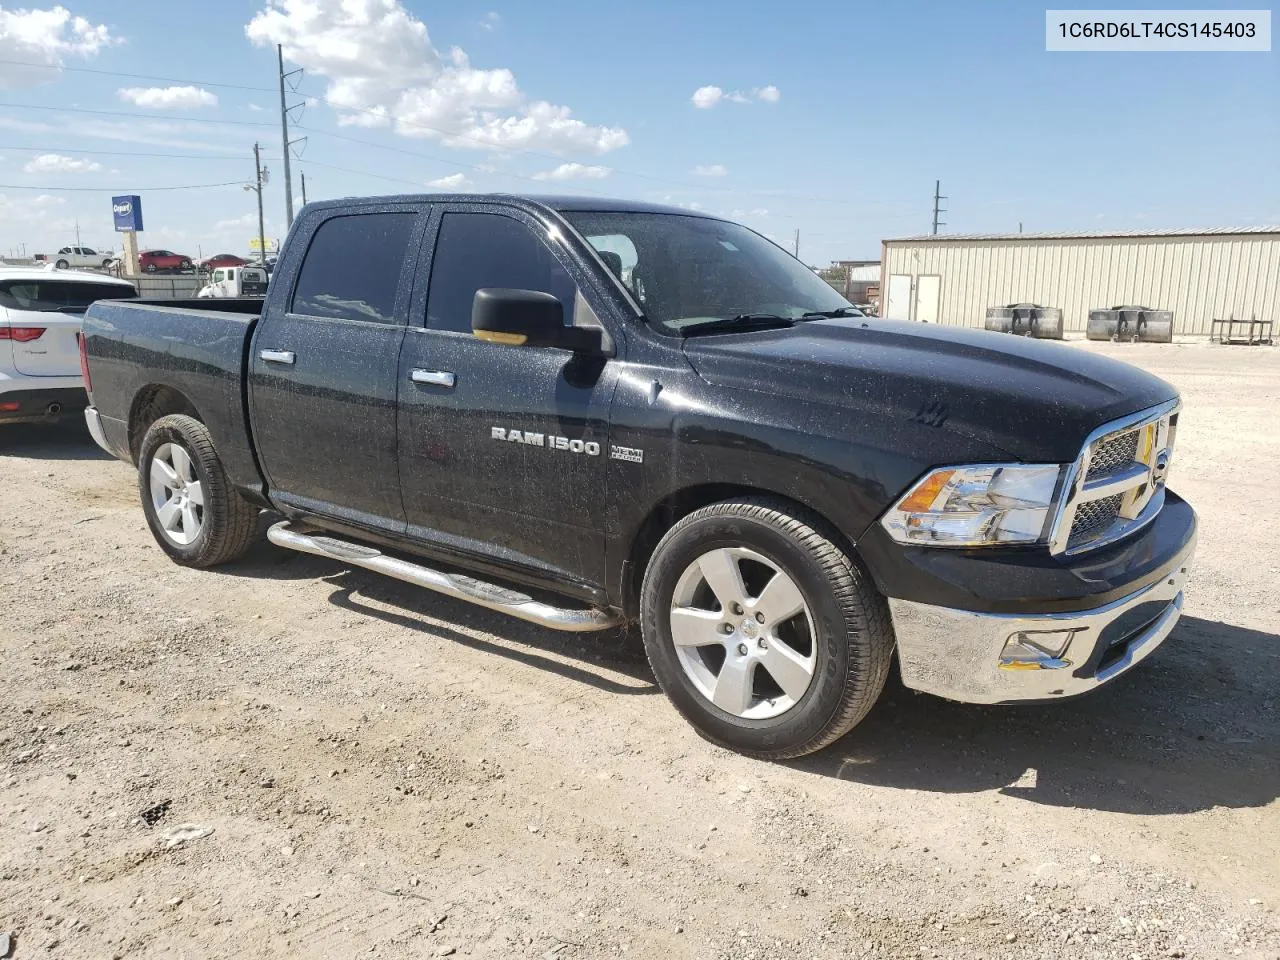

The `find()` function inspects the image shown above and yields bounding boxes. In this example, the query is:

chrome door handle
[410,369,456,388]
[259,349,295,365]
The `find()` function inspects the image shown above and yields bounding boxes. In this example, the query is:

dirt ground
[1,339,1277,960]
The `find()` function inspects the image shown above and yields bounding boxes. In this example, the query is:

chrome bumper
[888,537,1195,704]
[84,406,111,454]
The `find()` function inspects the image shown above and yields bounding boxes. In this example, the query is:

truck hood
[681,318,1177,463]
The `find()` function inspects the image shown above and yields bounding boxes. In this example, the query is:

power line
[0,181,247,192]
[0,57,924,210]
[0,101,275,128]
[3,145,260,160]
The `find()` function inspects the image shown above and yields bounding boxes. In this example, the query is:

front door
[396,206,618,593]
[249,205,428,534]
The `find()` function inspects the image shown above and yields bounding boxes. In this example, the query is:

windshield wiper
[798,306,865,320]
[680,313,796,336]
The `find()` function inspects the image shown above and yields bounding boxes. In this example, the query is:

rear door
[248,203,429,534]
[0,277,136,376]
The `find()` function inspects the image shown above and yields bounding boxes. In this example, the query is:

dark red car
[198,253,249,269]
[138,249,193,273]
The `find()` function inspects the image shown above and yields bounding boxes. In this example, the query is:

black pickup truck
[81,195,1196,759]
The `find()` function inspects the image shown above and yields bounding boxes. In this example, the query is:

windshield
[561,211,860,335]
[0,280,136,312]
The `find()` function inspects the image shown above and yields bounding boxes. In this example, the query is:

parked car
[36,246,116,270]
[197,265,269,298]
[80,195,1195,759]
[138,250,193,273]
[197,253,249,269]
[1,267,135,424]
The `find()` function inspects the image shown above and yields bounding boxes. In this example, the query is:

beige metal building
[879,226,1280,336]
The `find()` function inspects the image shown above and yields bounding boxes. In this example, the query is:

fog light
[998,629,1079,670]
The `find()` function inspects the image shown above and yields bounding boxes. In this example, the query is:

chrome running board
[266,521,624,633]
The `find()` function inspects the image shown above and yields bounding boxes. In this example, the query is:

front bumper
[888,530,1195,705]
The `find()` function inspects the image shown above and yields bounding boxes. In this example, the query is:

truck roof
[302,193,724,220]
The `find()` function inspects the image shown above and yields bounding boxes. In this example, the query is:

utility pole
[250,142,268,267]
[277,44,306,229]
[931,179,947,235]
[300,171,307,207]
[793,228,800,258]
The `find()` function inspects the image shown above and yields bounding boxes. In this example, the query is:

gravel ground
[1,339,1277,960]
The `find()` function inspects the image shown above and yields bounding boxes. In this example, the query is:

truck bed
[82,299,264,498]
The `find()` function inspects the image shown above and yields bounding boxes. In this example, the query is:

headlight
[881,464,1063,547]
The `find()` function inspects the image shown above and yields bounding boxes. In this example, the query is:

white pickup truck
[38,246,116,270]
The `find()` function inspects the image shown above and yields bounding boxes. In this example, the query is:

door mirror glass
[472,288,602,352]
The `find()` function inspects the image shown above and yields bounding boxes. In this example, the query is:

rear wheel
[55,259,69,269]
[144,263,157,273]
[640,498,893,760]
[137,414,258,567]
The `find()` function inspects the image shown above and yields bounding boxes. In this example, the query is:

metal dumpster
[983,303,1064,339]
[1086,305,1174,343]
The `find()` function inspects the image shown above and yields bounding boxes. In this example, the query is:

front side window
[291,212,416,324]
[0,280,136,311]
[425,212,576,334]
[561,212,859,335]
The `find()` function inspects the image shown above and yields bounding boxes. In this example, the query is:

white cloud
[692,164,727,177]
[531,162,611,181]
[480,11,500,31]
[247,103,264,112]
[691,85,723,109]
[0,5,112,89]
[118,85,219,109]
[691,84,781,108]
[23,153,102,173]
[428,172,472,189]
[247,0,627,155]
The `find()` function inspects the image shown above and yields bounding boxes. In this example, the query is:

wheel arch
[128,384,205,461]
[618,482,860,621]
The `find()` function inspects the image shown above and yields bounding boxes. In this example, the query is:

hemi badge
[610,445,644,463]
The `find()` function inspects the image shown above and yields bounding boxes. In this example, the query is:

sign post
[111,195,143,276]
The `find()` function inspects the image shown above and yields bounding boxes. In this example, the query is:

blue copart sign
[112,195,143,232]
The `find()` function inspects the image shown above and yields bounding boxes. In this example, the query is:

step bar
[266,521,624,633]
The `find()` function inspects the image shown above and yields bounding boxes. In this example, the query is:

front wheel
[144,263,157,273]
[640,498,893,760]
[137,414,259,567]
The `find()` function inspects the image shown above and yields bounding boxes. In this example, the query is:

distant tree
[817,263,848,293]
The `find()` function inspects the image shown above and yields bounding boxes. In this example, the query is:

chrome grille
[1069,494,1124,548]
[1086,431,1140,479]
[1049,401,1179,555]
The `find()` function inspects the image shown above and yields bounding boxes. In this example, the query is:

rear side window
[0,280,136,312]
[425,213,576,334]
[291,212,416,324]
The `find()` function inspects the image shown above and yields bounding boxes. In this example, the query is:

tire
[137,414,258,568]
[640,497,893,760]
[55,259,69,269]
[144,263,157,273]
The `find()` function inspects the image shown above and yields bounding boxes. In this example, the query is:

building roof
[884,225,1280,244]
[846,265,881,281]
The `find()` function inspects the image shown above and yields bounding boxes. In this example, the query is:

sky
[0,0,1276,263]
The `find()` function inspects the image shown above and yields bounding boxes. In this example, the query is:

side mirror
[471,288,604,353]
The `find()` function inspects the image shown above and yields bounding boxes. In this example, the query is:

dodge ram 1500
[81,195,1196,758]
